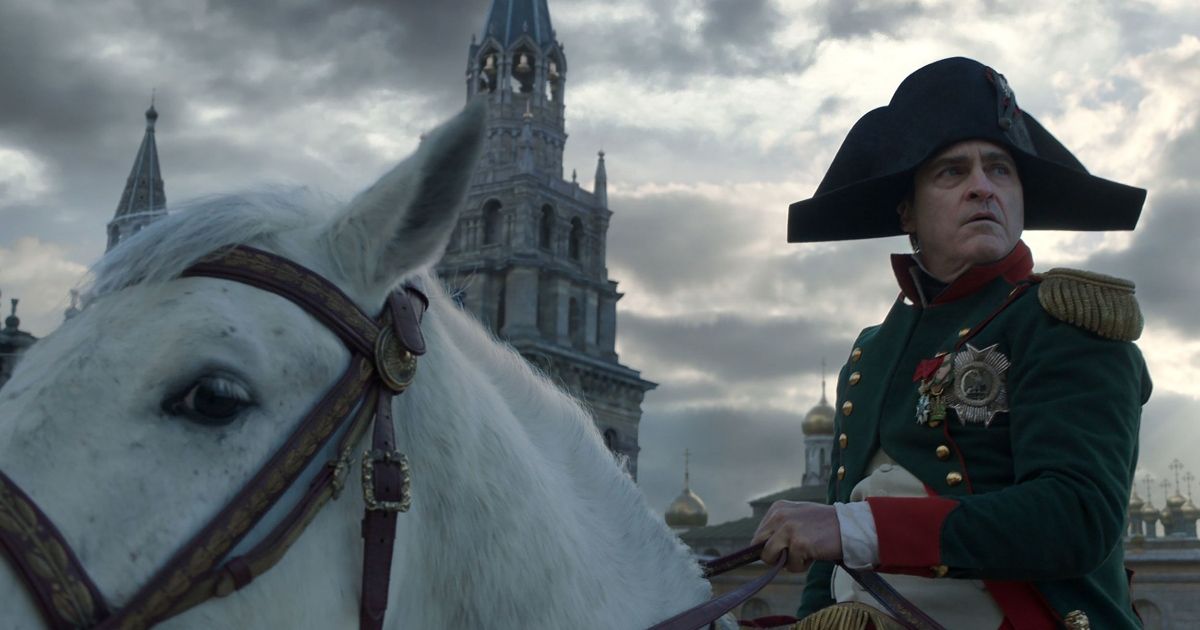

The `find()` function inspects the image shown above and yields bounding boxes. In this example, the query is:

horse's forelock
[82,189,335,304]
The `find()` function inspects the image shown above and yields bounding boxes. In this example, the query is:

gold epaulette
[1037,268,1143,341]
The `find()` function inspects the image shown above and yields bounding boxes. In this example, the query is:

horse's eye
[163,376,254,426]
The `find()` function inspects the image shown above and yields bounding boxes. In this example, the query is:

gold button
[841,401,854,416]
[839,433,848,448]
[837,466,846,480]
[850,347,862,362]
[929,419,942,428]
[848,371,861,386]
[936,445,951,460]
[931,564,949,578]
[946,471,963,486]
[958,327,971,337]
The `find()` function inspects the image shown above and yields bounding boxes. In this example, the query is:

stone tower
[436,0,656,478]
[107,99,167,251]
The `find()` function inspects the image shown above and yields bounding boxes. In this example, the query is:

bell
[548,61,559,81]
[483,55,495,75]
[516,53,531,75]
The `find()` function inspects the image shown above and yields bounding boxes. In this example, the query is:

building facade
[436,0,655,478]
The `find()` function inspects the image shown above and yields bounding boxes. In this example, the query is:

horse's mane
[83,189,331,304]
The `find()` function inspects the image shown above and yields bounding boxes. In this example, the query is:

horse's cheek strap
[0,468,111,629]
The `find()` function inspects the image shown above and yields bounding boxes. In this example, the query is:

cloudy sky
[2,0,1199,527]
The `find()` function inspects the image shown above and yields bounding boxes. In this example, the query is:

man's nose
[965,165,996,200]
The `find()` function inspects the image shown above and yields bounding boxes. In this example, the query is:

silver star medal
[943,343,1010,427]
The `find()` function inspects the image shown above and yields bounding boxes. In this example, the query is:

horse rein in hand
[647,543,945,630]
[0,245,426,630]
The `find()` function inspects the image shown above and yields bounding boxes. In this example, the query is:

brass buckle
[361,449,411,512]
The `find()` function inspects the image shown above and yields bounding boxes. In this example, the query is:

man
[751,57,1151,629]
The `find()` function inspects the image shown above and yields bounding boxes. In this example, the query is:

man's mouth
[967,211,999,225]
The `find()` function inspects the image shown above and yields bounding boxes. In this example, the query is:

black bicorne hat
[787,57,1146,242]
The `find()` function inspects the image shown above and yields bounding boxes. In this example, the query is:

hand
[751,501,843,573]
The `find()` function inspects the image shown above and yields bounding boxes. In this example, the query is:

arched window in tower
[512,47,536,93]
[568,217,583,261]
[545,57,561,102]
[603,429,618,452]
[478,50,499,93]
[482,200,502,245]
[539,205,555,250]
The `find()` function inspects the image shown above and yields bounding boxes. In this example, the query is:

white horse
[0,102,720,628]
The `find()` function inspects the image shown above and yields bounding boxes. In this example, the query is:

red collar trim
[892,241,1034,306]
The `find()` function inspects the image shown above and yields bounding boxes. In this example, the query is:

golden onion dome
[666,449,708,529]
[802,374,836,436]
[1140,498,1159,519]
[665,488,708,529]
[1128,490,1144,512]
[1168,493,1187,509]
[1182,498,1200,521]
[802,399,835,435]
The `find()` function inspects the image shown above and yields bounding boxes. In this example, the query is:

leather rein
[0,245,425,630]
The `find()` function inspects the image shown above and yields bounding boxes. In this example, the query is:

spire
[820,358,828,405]
[683,448,691,490]
[5,298,19,331]
[480,0,555,48]
[665,448,707,529]
[594,150,607,207]
[108,95,168,251]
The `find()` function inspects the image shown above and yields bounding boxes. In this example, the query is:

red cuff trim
[867,496,959,573]
[984,581,1059,630]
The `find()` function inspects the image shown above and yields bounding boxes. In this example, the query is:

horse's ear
[322,98,485,295]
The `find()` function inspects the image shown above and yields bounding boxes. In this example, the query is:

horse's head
[0,101,484,622]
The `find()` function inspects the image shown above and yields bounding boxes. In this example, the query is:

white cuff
[834,501,880,570]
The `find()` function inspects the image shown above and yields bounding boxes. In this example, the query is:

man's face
[899,140,1025,281]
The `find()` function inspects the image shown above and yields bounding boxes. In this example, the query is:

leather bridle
[0,243,946,630]
[0,245,426,630]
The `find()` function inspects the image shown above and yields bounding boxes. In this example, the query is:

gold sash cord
[793,602,907,630]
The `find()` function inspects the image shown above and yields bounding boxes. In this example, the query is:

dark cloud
[700,0,783,48]
[0,3,130,145]
[619,310,854,384]
[605,190,760,296]
[1084,187,1200,334]
[553,0,814,85]
[822,0,924,40]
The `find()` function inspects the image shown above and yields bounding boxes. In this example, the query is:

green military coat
[798,241,1151,628]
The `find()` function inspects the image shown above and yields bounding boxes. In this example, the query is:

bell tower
[438,0,656,479]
